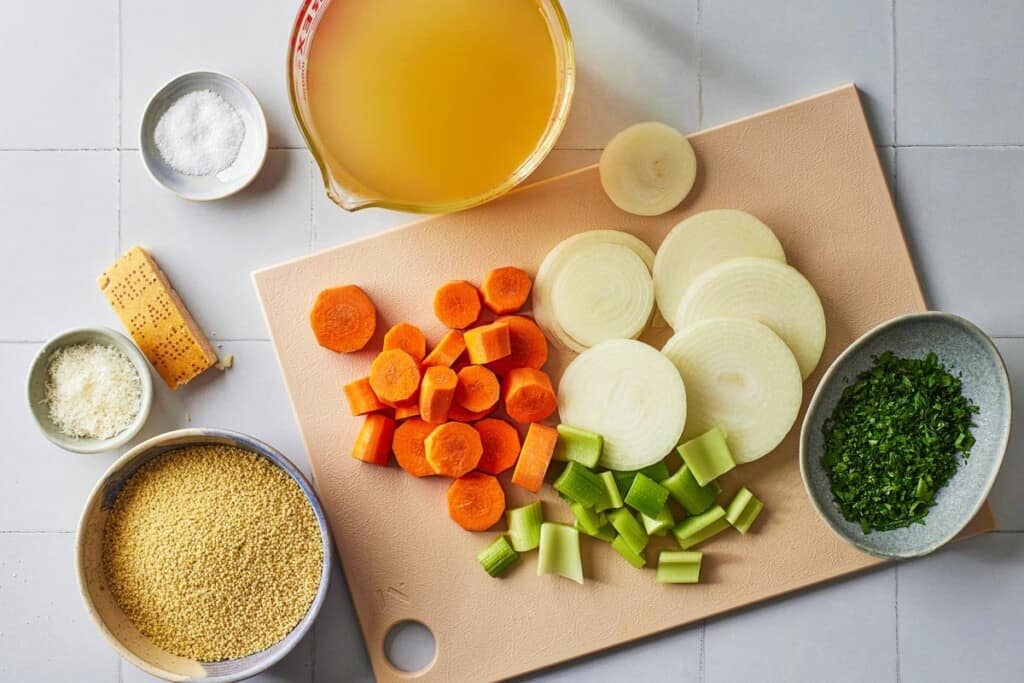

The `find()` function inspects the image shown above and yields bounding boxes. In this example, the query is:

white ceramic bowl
[140,71,268,201]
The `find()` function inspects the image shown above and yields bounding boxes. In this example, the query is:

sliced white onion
[674,257,825,379]
[558,339,687,470]
[661,318,802,464]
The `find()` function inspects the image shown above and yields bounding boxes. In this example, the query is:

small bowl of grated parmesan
[27,327,153,454]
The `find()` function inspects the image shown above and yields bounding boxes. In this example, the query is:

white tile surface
[529,149,602,182]
[0,1,117,149]
[701,0,893,144]
[896,1,1024,145]
[313,563,375,683]
[311,172,418,252]
[990,339,1024,531]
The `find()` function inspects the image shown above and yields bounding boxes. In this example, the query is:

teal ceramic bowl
[800,312,1011,559]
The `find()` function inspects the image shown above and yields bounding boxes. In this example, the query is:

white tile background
[1,1,1022,681]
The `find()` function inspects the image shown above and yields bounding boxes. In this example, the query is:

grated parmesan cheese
[45,343,142,440]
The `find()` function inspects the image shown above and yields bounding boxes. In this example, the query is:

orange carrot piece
[343,377,386,416]
[454,365,500,413]
[503,367,557,424]
[352,414,395,466]
[392,418,436,477]
[475,418,522,475]
[433,280,481,329]
[446,472,506,531]
[419,366,457,424]
[393,400,421,420]
[369,349,421,404]
[310,285,377,353]
[464,321,511,365]
[383,322,427,362]
[511,423,558,492]
[422,330,466,368]
[480,266,532,314]
[487,316,548,377]
[425,422,483,478]
[447,403,495,423]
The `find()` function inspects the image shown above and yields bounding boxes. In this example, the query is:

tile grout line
[116,0,123,258]
[0,530,75,534]
[695,0,704,128]
[2,144,1024,153]
[698,620,706,683]
[890,0,897,147]
[309,157,316,253]
[894,564,901,683]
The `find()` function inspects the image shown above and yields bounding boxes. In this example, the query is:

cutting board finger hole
[383,619,437,676]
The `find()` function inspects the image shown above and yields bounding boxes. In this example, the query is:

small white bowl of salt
[140,71,268,201]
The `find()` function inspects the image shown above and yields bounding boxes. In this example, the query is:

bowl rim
[75,428,334,683]
[799,311,1012,559]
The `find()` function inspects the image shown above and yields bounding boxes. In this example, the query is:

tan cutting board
[254,85,994,681]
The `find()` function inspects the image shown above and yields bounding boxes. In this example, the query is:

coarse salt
[154,89,245,176]
[45,343,142,440]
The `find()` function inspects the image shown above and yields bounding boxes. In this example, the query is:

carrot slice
[481,266,532,314]
[393,400,421,420]
[310,285,377,353]
[448,403,495,423]
[446,472,506,531]
[420,366,457,424]
[464,321,511,365]
[425,422,483,478]
[487,316,548,377]
[475,418,522,475]
[511,423,558,492]
[383,322,427,362]
[392,418,436,477]
[503,367,557,424]
[343,377,386,416]
[454,365,500,413]
[422,330,466,368]
[352,414,395,466]
[369,349,421,404]
[433,280,481,329]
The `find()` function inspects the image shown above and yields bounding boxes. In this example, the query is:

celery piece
[661,464,722,515]
[507,501,543,551]
[725,487,764,534]
[676,428,735,486]
[612,460,672,496]
[611,535,646,568]
[672,505,729,550]
[656,550,702,584]
[478,536,519,577]
[537,523,583,584]
[641,506,675,537]
[570,501,606,536]
[576,521,617,542]
[553,424,604,468]
[607,508,648,554]
[593,471,624,512]
[553,461,604,507]
[624,473,670,518]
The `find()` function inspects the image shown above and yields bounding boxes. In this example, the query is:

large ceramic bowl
[800,312,1011,559]
[76,429,332,682]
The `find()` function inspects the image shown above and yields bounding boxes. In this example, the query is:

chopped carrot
[475,418,521,475]
[480,266,532,314]
[369,349,421,404]
[454,365,500,413]
[392,418,436,477]
[425,422,483,478]
[343,377,386,416]
[433,280,481,329]
[310,285,377,353]
[448,403,495,422]
[383,322,427,362]
[352,414,395,466]
[464,321,511,365]
[393,400,421,420]
[446,472,506,531]
[503,367,557,424]
[422,330,466,368]
[487,316,548,377]
[511,423,558,492]
[420,366,458,424]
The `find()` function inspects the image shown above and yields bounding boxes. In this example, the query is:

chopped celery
[553,424,604,468]
[611,535,646,568]
[641,506,675,536]
[576,521,617,542]
[607,508,648,554]
[725,487,764,534]
[507,501,543,551]
[538,523,583,584]
[478,536,519,577]
[570,501,606,536]
[612,460,672,496]
[553,461,604,507]
[624,473,670,518]
[593,471,624,512]
[656,551,702,584]
[661,464,722,515]
[677,428,735,486]
[672,505,729,550]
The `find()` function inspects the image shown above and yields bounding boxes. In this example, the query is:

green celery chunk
[611,535,646,568]
[608,508,648,554]
[677,428,735,486]
[625,473,670,518]
[478,536,519,577]
[570,501,606,536]
[661,464,722,515]
[612,460,672,496]
[553,424,604,468]
[553,461,604,507]
[576,521,616,542]
[538,523,583,584]
[673,505,729,550]
[725,487,764,534]
[594,471,624,512]
[641,506,675,536]
[506,501,543,551]
[656,550,702,584]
